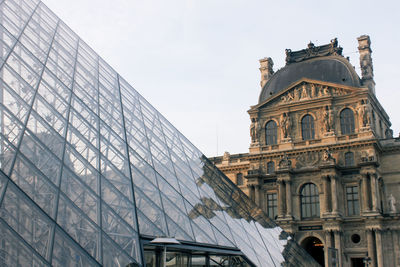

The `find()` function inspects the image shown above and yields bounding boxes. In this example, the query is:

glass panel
[101,204,140,260]
[0,182,52,259]
[52,227,100,267]
[0,219,50,266]
[11,153,58,216]
[102,233,136,267]
[57,194,100,261]
[18,131,62,185]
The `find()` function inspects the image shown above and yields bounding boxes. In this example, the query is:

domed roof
[259,55,361,104]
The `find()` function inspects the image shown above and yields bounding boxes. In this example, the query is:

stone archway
[301,236,325,266]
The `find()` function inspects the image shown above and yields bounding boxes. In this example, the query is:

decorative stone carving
[388,194,396,213]
[222,151,230,162]
[279,83,350,105]
[358,100,371,127]
[250,118,260,143]
[322,86,331,96]
[310,84,317,98]
[285,38,343,65]
[280,112,291,139]
[322,148,335,164]
[301,84,309,99]
[323,106,334,133]
[360,150,376,162]
[279,153,292,169]
[295,151,320,169]
[344,230,366,248]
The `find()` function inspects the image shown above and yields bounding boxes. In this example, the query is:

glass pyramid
[0,0,318,266]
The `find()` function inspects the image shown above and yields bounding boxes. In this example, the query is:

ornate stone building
[210,36,400,267]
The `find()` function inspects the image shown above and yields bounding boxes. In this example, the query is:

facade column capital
[330,175,338,180]
[283,179,291,185]
[277,178,285,184]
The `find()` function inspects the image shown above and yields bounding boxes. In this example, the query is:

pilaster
[322,175,331,216]
[334,231,342,267]
[285,180,292,218]
[375,230,383,267]
[366,229,376,267]
[324,231,332,267]
[331,175,339,216]
[277,179,285,219]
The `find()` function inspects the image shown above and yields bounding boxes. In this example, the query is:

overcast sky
[43,0,400,157]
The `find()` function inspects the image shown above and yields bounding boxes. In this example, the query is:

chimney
[357,35,375,94]
[259,57,274,88]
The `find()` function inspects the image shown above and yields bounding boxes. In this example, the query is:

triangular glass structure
[0,0,318,266]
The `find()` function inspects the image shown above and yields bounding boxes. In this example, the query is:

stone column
[322,175,330,214]
[362,175,370,212]
[334,231,342,267]
[285,181,292,217]
[331,176,338,215]
[375,230,383,267]
[277,180,285,218]
[366,230,376,267]
[370,174,378,212]
[324,231,332,267]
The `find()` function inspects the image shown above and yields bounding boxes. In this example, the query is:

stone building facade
[210,36,400,267]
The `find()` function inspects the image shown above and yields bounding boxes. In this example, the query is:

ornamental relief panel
[295,151,321,169]
[280,83,350,104]
[344,230,366,248]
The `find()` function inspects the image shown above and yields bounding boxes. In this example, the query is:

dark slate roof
[258,55,361,103]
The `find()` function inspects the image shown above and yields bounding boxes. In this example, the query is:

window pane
[301,115,314,140]
[265,120,277,145]
[346,186,359,216]
[301,183,319,218]
[340,108,355,134]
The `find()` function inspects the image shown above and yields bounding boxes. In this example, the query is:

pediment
[252,78,363,111]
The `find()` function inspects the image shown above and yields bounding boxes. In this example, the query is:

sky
[43,0,400,157]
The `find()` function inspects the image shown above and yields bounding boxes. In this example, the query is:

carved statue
[310,84,316,98]
[322,148,334,162]
[285,49,292,64]
[301,84,309,99]
[287,91,294,101]
[222,151,230,162]
[294,88,300,101]
[388,194,396,213]
[323,86,330,96]
[359,100,371,127]
[281,112,290,138]
[323,106,334,132]
[250,118,259,143]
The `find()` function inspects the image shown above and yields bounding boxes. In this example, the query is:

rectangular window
[346,186,359,216]
[267,193,277,219]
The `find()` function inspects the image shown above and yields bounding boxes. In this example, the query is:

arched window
[301,115,315,140]
[265,120,278,145]
[301,183,320,219]
[236,173,243,185]
[340,108,355,134]
[344,152,354,166]
[267,161,275,174]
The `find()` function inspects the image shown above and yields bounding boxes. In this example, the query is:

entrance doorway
[351,258,364,267]
[301,236,325,266]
